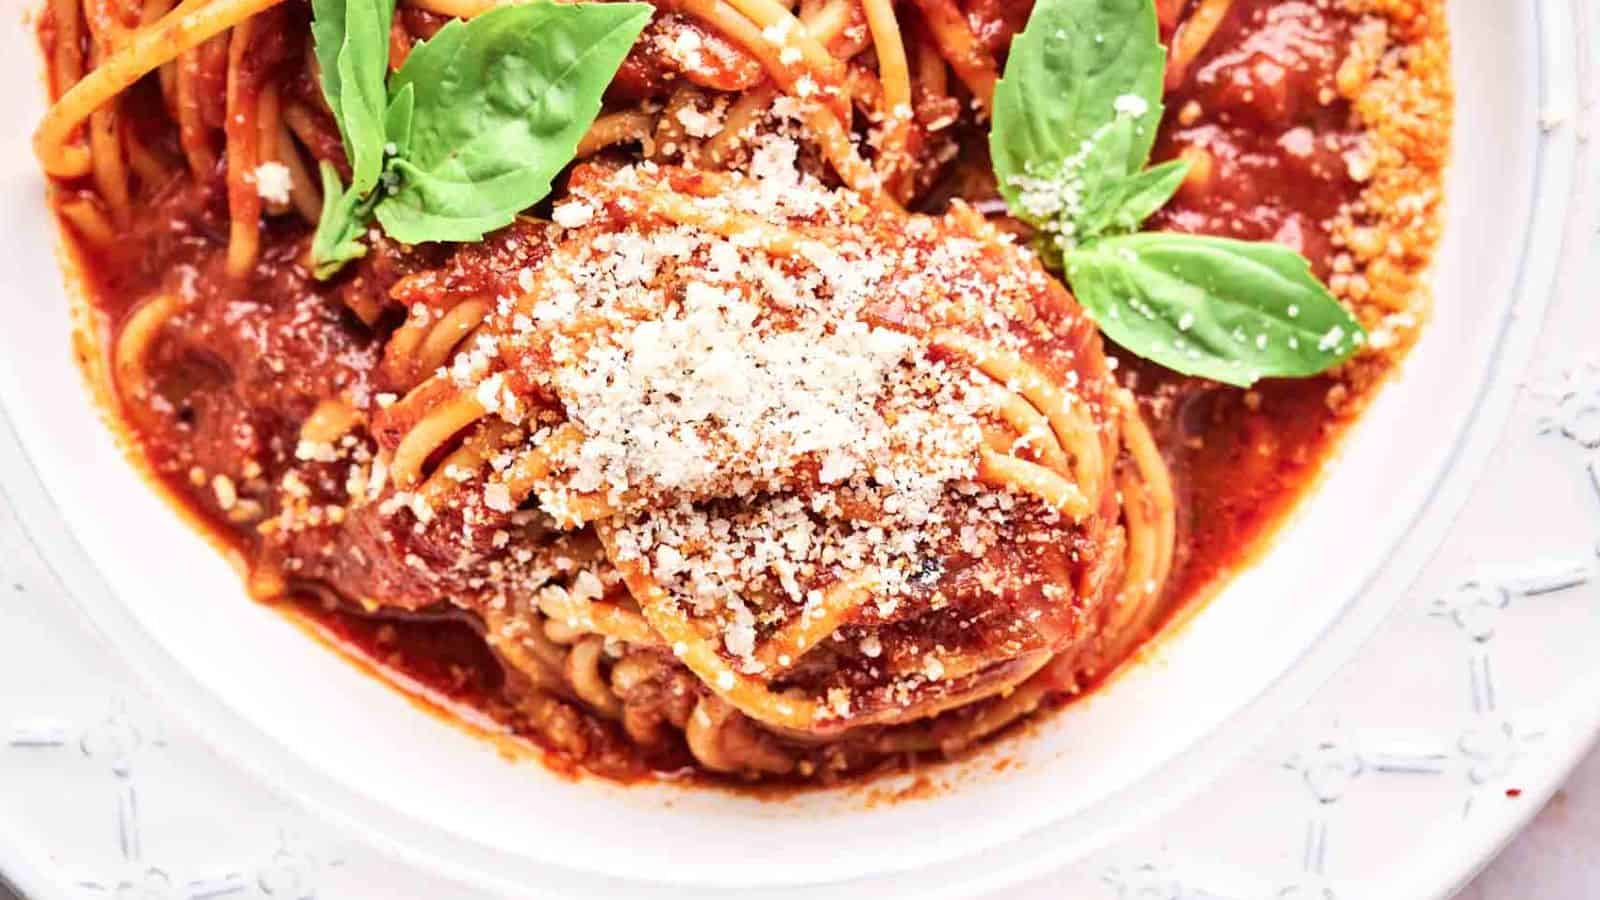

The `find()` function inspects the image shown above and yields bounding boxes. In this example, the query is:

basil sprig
[310,0,392,197]
[989,0,1363,387]
[309,0,652,278]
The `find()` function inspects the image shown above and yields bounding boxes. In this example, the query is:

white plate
[0,0,1589,896]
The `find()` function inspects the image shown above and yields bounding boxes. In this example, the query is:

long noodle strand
[47,0,85,100]
[577,110,658,158]
[82,0,131,226]
[906,0,999,115]
[799,0,859,52]
[861,0,912,193]
[224,17,261,278]
[1166,0,1235,90]
[717,0,850,114]
[256,82,289,217]
[142,0,180,115]
[674,0,890,202]
[123,121,174,191]
[705,83,777,164]
[34,0,289,177]
[175,43,218,177]
[277,121,323,222]
[58,197,117,245]
[112,294,182,415]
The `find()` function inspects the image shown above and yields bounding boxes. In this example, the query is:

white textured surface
[1459,744,1600,899]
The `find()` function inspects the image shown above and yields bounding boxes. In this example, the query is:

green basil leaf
[1073,111,1140,195]
[990,0,1165,226]
[309,0,351,124]
[311,0,395,195]
[1075,157,1189,239]
[1065,233,1366,387]
[311,161,378,279]
[373,1,652,245]
[385,81,416,161]
[1010,112,1170,264]
[986,0,1354,389]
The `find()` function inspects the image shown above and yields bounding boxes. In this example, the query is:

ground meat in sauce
[1150,1,1362,275]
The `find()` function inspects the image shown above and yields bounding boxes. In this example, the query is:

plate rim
[0,0,1589,894]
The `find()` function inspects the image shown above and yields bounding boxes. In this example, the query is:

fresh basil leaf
[1065,233,1366,387]
[987,0,1355,388]
[311,161,376,279]
[311,0,395,195]
[1011,112,1168,264]
[990,0,1165,223]
[309,0,351,124]
[1073,111,1140,195]
[373,2,652,245]
[385,82,416,161]
[1075,157,1189,239]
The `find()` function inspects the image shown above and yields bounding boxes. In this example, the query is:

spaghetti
[33,0,1451,783]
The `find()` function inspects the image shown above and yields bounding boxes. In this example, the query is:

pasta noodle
[35,0,289,177]
[1166,0,1236,90]
[861,0,911,193]
[224,16,261,277]
[906,0,999,115]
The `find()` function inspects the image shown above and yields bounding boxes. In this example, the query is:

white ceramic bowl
[0,1,1573,895]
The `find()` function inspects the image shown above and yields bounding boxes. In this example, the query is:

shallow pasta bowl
[0,0,1577,895]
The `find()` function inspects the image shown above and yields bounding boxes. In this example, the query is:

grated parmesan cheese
[252,162,292,204]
